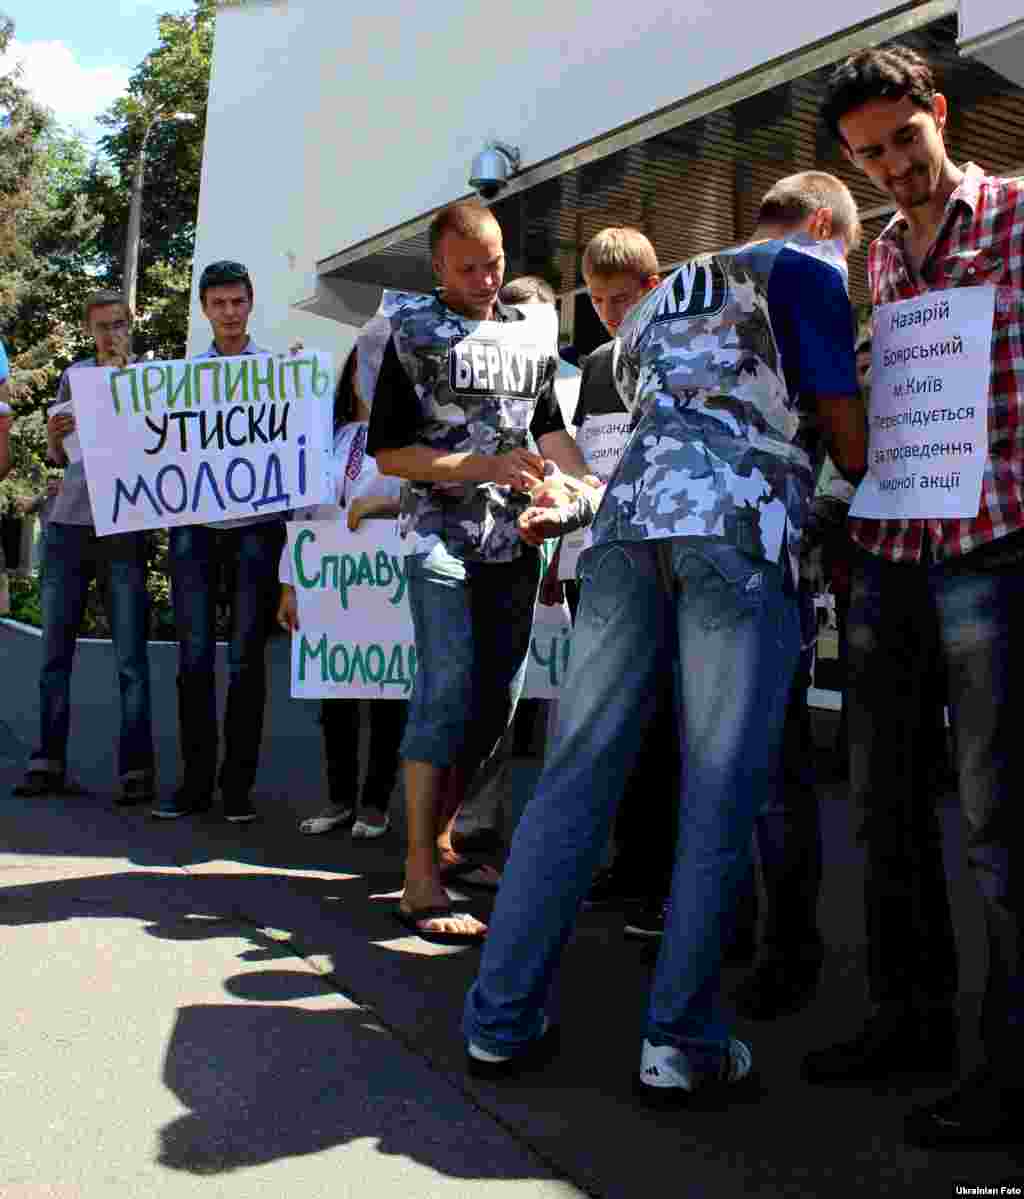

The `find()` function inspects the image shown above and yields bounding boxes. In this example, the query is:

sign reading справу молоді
[287,520,572,700]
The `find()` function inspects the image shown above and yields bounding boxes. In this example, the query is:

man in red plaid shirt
[803,45,1023,1150]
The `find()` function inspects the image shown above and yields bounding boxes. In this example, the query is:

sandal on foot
[439,857,502,891]
[393,904,486,946]
[299,807,354,835]
[352,815,390,840]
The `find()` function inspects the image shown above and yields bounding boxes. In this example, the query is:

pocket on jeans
[577,544,639,627]
[674,544,767,633]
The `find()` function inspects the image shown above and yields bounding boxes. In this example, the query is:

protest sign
[69,352,334,535]
[287,519,574,700]
[558,411,632,580]
[850,287,994,520]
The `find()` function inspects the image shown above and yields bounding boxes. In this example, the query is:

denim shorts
[401,542,540,770]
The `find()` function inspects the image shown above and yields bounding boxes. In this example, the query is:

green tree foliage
[0,14,100,504]
[85,0,214,362]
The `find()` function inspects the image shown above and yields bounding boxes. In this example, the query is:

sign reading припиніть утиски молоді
[69,352,335,535]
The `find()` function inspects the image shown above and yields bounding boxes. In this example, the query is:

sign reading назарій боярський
[850,287,994,520]
[287,520,571,700]
[69,353,334,535]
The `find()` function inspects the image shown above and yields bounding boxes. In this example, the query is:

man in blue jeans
[369,201,591,942]
[463,174,865,1095]
[153,261,285,824]
[803,45,1024,1150]
[14,291,155,804]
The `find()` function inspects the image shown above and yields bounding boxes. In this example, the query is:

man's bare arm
[818,393,867,483]
[375,444,544,492]
[537,429,590,479]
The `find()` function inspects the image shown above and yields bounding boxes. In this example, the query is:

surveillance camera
[469,143,520,202]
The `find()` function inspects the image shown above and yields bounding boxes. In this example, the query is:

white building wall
[190,0,906,354]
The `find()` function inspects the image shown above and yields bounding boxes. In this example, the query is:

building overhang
[296,0,1024,325]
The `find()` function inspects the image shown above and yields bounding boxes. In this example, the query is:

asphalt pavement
[0,621,1020,1197]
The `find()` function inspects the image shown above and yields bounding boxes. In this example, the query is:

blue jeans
[847,540,1023,1082]
[464,538,799,1073]
[401,544,541,773]
[756,585,822,964]
[32,523,153,782]
[169,522,285,796]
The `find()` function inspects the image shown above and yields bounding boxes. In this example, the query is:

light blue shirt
[0,339,9,383]
[195,337,284,530]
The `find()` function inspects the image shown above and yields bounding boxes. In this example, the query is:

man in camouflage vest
[368,200,590,943]
[464,174,866,1094]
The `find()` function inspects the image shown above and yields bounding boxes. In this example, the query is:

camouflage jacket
[387,293,558,562]
[592,236,850,580]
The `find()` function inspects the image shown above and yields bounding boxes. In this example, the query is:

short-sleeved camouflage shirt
[592,237,854,580]
[372,293,559,563]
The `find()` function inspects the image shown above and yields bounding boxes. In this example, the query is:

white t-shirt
[278,420,402,584]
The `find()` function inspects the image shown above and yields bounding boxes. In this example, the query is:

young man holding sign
[803,46,1024,1149]
[368,200,590,943]
[14,292,155,804]
[154,261,288,823]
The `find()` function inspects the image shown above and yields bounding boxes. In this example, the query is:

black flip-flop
[439,858,502,892]
[393,905,487,946]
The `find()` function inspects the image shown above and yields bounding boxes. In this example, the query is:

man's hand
[517,506,570,546]
[347,498,366,531]
[490,447,545,492]
[47,411,75,444]
[46,479,61,499]
[277,585,299,633]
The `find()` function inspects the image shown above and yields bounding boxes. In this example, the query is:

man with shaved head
[368,200,590,943]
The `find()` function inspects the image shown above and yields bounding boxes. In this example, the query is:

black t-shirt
[367,299,565,455]
[571,340,627,427]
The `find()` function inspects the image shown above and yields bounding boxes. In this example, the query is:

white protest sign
[850,288,994,520]
[558,411,631,580]
[69,352,334,535]
[287,519,574,700]
[47,399,82,463]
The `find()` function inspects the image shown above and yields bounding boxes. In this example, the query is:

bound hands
[517,465,604,546]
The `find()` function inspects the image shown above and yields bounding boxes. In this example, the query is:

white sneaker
[467,1016,550,1064]
[639,1037,752,1092]
[352,815,390,839]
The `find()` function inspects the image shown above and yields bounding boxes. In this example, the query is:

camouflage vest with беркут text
[388,293,558,563]
[595,236,848,581]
